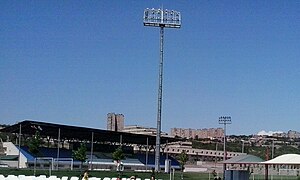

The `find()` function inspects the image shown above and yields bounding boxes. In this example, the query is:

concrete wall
[0,160,18,167]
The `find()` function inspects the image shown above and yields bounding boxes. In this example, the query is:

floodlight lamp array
[143,8,181,28]
[219,116,232,124]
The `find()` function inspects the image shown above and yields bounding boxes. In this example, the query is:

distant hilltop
[257,130,300,139]
[257,130,284,136]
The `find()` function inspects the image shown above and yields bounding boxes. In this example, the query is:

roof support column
[265,164,268,180]
[89,131,94,170]
[120,134,123,146]
[146,137,149,171]
[18,123,22,169]
[56,128,61,170]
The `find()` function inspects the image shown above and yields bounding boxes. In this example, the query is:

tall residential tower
[107,113,124,132]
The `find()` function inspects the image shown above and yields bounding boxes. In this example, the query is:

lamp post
[271,139,274,159]
[241,139,245,153]
[219,116,231,179]
[143,8,181,172]
[215,142,218,168]
[18,124,22,169]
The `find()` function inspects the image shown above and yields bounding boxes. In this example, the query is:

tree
[112,147,125,179]
[72,143,87,170]
[112,147,125,162]
[28,131,42,155]
[178,150,188,180]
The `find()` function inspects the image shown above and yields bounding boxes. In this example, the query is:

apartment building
[107,113,124,132]
[171,127,224,139]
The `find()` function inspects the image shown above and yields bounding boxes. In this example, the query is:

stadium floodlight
[219,116,232,179]
[143,8,181,172]
[143,8,181,28]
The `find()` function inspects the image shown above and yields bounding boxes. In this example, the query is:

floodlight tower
[143,8,181,172]
[219,116,232,179]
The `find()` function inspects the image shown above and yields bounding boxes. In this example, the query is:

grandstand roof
[1,120,180,145]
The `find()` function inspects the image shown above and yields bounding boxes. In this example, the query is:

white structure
[164,141,244,160]
[261,154,300,176]
[287,130,300,139]
[122,125,168,136]
[135,141,244,163]
[262,154,300,165]
[2,142,27,168]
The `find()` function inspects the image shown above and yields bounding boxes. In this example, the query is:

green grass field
[1,168,300,180]
[0,168,211,180]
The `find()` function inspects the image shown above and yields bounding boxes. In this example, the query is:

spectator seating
[18,146,180,170]
[136,153,180,169]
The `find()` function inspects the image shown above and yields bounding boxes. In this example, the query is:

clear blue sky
[1,1,299,135]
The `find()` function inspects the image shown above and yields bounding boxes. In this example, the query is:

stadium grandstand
[0,120,181,171]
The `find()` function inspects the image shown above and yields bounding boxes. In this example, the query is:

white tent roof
[261,154,300,165]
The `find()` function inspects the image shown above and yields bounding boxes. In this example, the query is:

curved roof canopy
[261,154,300,165]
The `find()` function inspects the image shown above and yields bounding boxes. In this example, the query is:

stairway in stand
[0,138,6,156]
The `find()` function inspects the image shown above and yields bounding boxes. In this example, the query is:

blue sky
[1,1,299,135]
